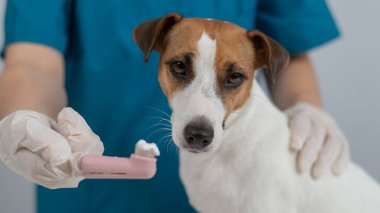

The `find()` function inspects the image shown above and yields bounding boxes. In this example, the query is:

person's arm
[273,54,321,109]
[0,43,66,119]
[272,53,350,178]
[0,44,104,189]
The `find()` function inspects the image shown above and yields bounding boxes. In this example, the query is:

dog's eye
[169,61,187,77]
[225,72,246,88]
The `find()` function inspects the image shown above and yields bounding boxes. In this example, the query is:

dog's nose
[184,121,214,149]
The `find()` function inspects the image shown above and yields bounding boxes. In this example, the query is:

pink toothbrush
[80,140,159,179]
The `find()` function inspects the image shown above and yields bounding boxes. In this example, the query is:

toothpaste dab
[135,140,160,158]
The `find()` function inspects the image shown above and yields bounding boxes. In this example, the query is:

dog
[133,13,380,213]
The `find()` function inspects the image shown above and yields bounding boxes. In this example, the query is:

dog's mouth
[181,144,211,154]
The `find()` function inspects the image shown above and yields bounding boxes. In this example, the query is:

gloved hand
[285,102,350,179]
[0,108,104,189]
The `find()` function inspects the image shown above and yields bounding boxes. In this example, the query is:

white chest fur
[179,83,297,212]
[178,82,380,213]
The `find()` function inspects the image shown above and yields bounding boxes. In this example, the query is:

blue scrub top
[2,0,339,212]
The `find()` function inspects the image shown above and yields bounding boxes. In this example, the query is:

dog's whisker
[173,143,179,155]
[158,134,172,144]
[172,143,178,153]
[146,122,172,131]
[169,139,179,155]
[146,128,172,139]
[166,137,175,149]
[165,137,172,145]
[147,116,172,125]
[162,136,176,153]
[165,139,171,153]
[145,105,171,119]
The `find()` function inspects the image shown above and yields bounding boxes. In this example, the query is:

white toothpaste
[134,140,160,158]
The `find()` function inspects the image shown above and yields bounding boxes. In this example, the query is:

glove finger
[332,138,350,175]
[297,120,326,173]
[324,120,350,175]
[44,177,83,189]
[16,148,64,178]
[20,118,71,166]
[10,148,71,187]
[311,135,341,179]
[57,108,104,156]
[16,149,83,189]
[288,113,311,150]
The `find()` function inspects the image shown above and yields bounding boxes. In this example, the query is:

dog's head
[134,14,289,153]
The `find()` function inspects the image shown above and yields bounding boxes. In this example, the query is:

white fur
[171,32,224,151]
[178,81,380,212]
[168,33,380,213]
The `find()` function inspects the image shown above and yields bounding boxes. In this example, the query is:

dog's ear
[247,30,289,87]
[133,13,183,62]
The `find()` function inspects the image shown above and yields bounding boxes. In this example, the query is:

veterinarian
[0,1,349,212]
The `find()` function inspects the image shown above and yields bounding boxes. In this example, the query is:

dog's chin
[182,146,211,154]
[177,142,218,154]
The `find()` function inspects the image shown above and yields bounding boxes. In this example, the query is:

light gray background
[0,0,379,212]
[0,2,36,213]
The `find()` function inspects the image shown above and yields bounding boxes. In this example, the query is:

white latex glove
[0,108,104,189]
[285,102,350,179]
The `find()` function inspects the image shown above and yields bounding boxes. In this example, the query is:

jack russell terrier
[133,13,380,213]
